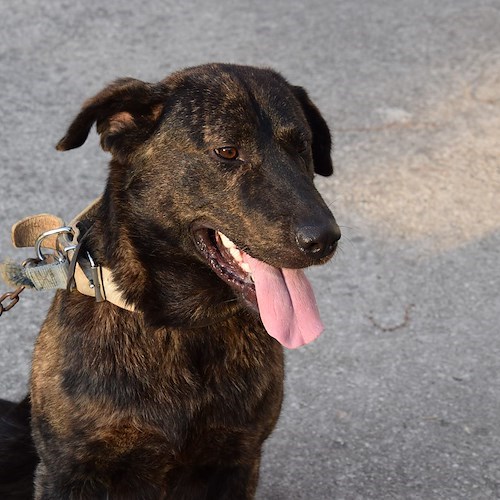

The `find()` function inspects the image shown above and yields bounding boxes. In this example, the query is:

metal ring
[34,226,74,262]
[22,257,41,268]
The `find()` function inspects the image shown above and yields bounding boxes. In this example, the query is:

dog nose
[296,219,341,260]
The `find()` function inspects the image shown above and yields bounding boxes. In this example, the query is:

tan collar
[8,199,135,312]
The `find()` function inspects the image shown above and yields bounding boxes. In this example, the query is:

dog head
[57,64,340,347]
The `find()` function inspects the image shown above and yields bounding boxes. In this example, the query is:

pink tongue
[243,255,324,349]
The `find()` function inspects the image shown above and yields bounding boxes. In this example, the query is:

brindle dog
[0,63,340,499]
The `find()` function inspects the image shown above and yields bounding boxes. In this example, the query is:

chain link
[1,228,68,318]
[0,258,40,318]
[0,286,25,317]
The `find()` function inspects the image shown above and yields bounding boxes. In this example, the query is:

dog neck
[84,190,248,330]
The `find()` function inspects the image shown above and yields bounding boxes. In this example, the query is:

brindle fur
[0,63,339,499]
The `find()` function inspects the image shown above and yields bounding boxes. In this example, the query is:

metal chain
[0,286,25,317]
[0,258,40,318]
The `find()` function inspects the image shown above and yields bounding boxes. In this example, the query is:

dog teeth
[229,246,243,263]
[240,262,251,274]
[217,231,252,275]
[218,231,235,249]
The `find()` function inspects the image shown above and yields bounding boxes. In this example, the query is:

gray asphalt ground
[1,1,499,498]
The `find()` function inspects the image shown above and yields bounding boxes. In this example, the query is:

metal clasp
[34,226,74,262]
[86,252,104,302]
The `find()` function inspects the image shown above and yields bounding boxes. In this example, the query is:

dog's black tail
[0,396,38,499]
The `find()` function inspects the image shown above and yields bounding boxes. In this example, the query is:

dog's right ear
[291,86,333,177]
[56,78,166,161]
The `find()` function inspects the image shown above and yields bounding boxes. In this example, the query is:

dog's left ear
[292,86,333,177]
[56,78,167,162]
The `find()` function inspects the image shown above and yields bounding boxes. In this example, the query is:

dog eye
[214,147,239,161]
